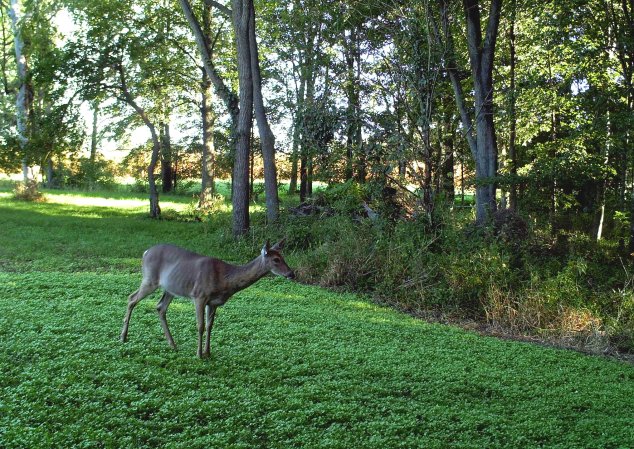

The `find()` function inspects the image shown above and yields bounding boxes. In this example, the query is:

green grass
[0,190,633,448]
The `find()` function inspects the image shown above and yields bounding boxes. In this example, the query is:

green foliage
[319,180,368,215]
[58,157,119,190]
[1,190,633,448]
[282,185,634,352]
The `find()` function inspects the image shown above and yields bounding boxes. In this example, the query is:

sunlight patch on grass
[42,193,190,212]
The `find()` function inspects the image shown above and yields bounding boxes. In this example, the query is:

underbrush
[256,184,634,356]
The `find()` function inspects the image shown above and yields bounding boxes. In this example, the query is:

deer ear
[271,238,286,251]
[261,240,271,256]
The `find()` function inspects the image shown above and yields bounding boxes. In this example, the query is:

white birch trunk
[9,0,29,182]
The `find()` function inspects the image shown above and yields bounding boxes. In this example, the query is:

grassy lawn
[0,190,633,448]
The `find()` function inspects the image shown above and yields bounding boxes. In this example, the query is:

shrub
[280,196,634,352]
[12,180,44,202]
[174,179,201,196]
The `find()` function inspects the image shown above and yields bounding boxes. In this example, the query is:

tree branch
[433,0,477,158]
[482,0,502,77]
[462,0,483,73]
[203,0,232,18]
[179,0,239,115]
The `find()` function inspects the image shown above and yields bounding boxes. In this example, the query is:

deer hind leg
[203,304,218,358]
[120,282,158,343]
[195,300,206,358]
[156,291,176,349]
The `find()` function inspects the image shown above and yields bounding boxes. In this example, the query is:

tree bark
[179,0,239,146]
[288,76,304,195]
[88,101,99,189]
[464,0,501,223]
[46,158,54,189]
[248,3,279,222]
[9,0,30,182]
[508,0,518,211]
[231,0,254,236]
[434,0,501,223]
[116,64,161,218]
[200,69,216,205]
[160,122,174,193]
[289,60,306,196]
[441,113,455,201]
[299,54,317,200]
[344,27,359,181]
[299,156,307,201]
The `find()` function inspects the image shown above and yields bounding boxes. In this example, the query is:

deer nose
[287,271,296,280]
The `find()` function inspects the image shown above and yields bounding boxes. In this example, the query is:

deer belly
[207,296,228,306]
[160,278,195,298]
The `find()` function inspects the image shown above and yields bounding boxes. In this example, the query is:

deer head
[261,239,295,279]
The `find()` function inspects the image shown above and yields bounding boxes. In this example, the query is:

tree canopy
[0,0,632,246]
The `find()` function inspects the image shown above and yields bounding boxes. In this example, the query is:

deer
[120,239,295,358]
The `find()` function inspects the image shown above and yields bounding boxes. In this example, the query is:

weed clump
[12,180,45,202]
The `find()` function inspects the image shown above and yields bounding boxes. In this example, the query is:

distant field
[0,191,632,448]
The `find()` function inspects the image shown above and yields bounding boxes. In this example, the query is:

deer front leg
[203,304,218,358]
[195,299,206,358]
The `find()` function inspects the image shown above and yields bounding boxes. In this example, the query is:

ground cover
[0,191,632,448]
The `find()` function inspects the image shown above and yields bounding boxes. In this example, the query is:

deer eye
[273,257,280,263]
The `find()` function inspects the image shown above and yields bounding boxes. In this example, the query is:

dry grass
[12,180,45,202]
[482,284,610,354]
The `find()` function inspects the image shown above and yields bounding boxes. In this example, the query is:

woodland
[1,0,634,447]
[2,0,634,376]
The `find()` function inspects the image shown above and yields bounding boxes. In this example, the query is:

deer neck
[226,256,268,293]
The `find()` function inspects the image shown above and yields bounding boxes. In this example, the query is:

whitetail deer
[120,239,294,358]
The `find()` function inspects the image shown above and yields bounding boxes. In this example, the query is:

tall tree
[199,3,216,204]
[433,0,502,223]
[248,1,279,222]
[230,0,253,235]
[8,0,29,182]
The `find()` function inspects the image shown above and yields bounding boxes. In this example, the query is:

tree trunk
[148,134,161,218]
[116,63,161,218]
[160,122,174,193]
[307,158,313,197]
[288,59,305,195]
[250,126,255,200]
[344,27,357,181]
[508,0,518,211]
[200,69,216,205]
[46,158,54,189]
[441,124,455,201]
[179,0,240,194]
[248,3,279,222]
[465,0,500,223]
[629,101,634,253]
[9,0,30,183]
[288,106,301,194]
[89,101,99,189]
[350,27,365,184]
[231,0,254,236]
[434,0,501,224]
[299,156,307,201]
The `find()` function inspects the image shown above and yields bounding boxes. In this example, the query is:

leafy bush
[174,179,201,196]
[59,157,118,190]
[281,184,634,353]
